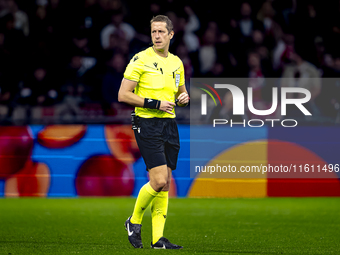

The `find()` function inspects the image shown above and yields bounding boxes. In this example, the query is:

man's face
[151,21,173,51]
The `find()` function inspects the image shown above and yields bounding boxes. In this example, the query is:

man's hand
[159,101,176,115]
[177,92,189,106]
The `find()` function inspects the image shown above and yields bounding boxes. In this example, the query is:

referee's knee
[150,178,167,192]
[149,165,169,192]
[151,178,167,192]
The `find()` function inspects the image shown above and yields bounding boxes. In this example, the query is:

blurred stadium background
[0,1,340,254]
[1,0,340,125]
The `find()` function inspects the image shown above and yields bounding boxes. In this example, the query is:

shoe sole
[124,216,130,231]
[151,247,183,250]
[151,244,183,250]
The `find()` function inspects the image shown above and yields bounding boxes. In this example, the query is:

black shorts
[134,117,180,170]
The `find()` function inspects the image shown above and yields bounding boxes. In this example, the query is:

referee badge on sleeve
[175,74,180,88]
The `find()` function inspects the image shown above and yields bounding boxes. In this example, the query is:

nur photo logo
[196,82,223,115]
[193,79,312,128]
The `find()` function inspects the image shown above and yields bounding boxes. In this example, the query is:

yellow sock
[130,182,158,224]
[151,191,169,244]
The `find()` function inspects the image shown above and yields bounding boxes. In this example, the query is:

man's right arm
[118,78,175,114]
[118,78,144,107]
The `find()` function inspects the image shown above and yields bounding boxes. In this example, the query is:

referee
[118,15,189,249]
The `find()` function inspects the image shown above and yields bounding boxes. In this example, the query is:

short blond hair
[150,15,173,33]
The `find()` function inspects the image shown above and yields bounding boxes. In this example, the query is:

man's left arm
[176,85,189,107]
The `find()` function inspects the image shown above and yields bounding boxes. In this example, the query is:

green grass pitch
[1,197,339,254]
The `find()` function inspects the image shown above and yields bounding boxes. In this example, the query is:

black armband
[144,98,161,109]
